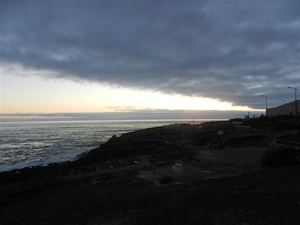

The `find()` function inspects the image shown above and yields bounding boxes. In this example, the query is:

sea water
[0,119,205,172]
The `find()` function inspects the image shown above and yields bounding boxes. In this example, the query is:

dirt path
[192,146,267,177]
[194,146,266,165]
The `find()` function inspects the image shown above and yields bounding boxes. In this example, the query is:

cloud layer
[1,0,299,109]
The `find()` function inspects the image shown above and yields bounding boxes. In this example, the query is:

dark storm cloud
[1,0,299,109]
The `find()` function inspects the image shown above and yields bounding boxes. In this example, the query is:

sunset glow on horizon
[1,72,254,115]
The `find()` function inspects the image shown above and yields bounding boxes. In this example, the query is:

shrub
[159,175,173,184]
[261,146,300,167]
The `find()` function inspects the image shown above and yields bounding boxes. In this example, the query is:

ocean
[0,119,208,172]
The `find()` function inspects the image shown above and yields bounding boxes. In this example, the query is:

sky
[0,0,299,121]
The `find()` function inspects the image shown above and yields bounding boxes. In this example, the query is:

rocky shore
[1,116,300,224]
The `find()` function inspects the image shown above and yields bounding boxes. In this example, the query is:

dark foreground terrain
[1,116,300,224]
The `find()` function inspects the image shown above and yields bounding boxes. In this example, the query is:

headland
[1,115,300,224]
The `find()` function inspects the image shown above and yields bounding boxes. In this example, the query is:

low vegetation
[159,175,173,184]
[261,146,300,167]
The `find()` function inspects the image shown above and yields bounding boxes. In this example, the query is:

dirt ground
[1,158,300,225]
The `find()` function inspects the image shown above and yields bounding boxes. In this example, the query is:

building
[267,100,300,116]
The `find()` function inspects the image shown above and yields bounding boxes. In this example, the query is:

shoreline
[0,119,215,173]
[1,116,299,182]
[1,116,300,224]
